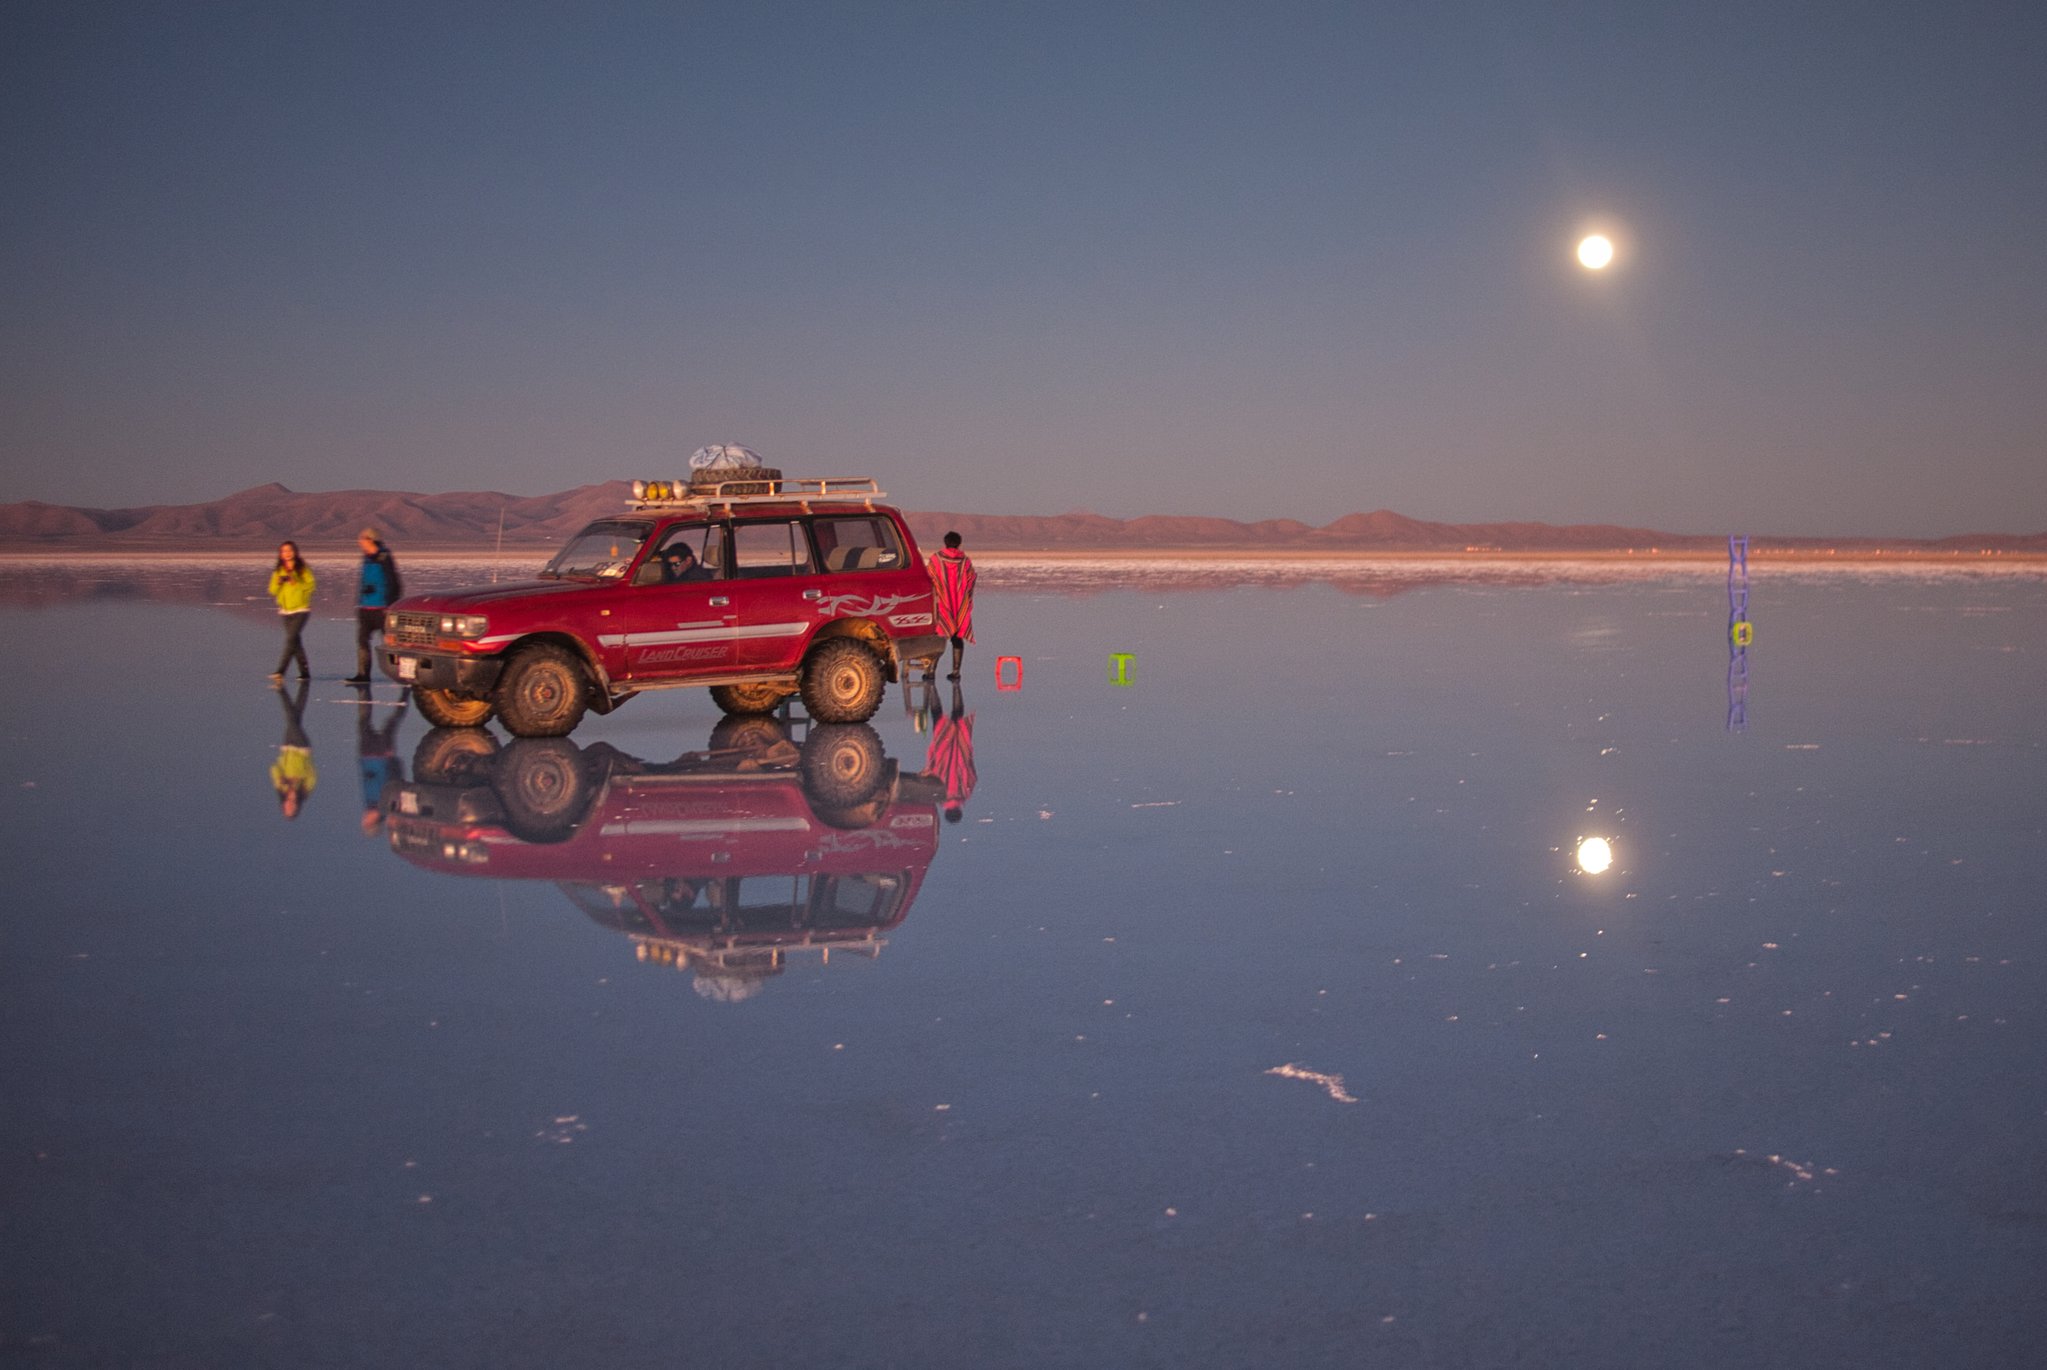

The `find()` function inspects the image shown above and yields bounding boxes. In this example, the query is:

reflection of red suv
[383,720,943,1000]
[378,476,944,736]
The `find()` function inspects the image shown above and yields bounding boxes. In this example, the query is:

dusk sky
[4,2,2043,535]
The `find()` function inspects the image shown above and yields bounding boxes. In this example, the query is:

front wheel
[414,688,495,729]
[709,713,792,755]
[799,639,885,724]
[496,644,589,738]
[710,682,789,716]
[412,727,501,786]
[492,738,596,843]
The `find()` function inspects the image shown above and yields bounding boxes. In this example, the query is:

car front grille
[388,611,440,647]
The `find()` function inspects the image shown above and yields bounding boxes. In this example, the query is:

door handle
[709,596,730,607]
[801,589,822,600]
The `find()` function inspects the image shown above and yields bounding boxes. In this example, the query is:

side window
[813,516,905,574]
[634,523,721,585]
[731,521,816,579]
[813,874,903,927]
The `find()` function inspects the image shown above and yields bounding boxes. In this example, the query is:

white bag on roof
[689,444,764,471]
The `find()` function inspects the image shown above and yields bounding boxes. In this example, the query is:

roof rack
[629,476,886,512]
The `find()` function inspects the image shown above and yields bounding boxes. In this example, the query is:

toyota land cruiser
[378,476,944,736]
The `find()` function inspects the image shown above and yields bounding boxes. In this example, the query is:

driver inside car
[661,544,713,583]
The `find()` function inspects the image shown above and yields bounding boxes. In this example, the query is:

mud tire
[800,723,889,809]
[495,644,589,738]
[412,727,501,786]
[709,713,792,755]
[710,682,789,716]
[799,639,886,724]
[414,688,496,729]
[493,738,596,843]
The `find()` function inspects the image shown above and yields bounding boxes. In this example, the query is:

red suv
[378,477,944,736]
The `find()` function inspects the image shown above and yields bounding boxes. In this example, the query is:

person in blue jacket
[346,527,403,684]
[355,688,405,835]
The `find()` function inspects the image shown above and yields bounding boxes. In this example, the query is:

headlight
[439,614,488,638]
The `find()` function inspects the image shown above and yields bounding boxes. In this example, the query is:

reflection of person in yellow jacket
[271,679,318,820]
[267,540,315,681]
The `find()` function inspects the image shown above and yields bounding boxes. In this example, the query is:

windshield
[541,521,652,580]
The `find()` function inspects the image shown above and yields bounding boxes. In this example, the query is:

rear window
[813,516,905,574]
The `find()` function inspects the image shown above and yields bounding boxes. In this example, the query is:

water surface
[3,558,2043,1368]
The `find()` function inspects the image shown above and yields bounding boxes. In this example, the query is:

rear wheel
[710,682,789,715]
[495,644,589,738]
[414,688,495,729]
[800,723,887,808]
[492,738,595,843]
[800,639,885,724]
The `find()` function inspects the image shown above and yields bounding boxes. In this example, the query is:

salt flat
[2,564,2042,1368]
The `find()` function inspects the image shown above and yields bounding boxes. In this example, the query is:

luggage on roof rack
[628,476,887,509]
[691,465,782,497]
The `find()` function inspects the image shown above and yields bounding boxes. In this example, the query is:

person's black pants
[926,636,967,679]
[279,677,311,747]
[355,607,385,677]
[275,612,310,677]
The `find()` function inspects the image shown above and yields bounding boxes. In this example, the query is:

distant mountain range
[0,482,629,549]
[2,482,2042,555]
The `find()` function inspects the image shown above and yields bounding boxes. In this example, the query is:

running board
[609,672,800,699]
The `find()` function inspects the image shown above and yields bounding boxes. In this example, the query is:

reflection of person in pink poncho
[920,682,977,823]
[926,531,976,681]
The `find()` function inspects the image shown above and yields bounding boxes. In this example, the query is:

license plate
[397,657,418,681]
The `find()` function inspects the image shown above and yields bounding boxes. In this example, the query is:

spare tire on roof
[690,466,782,496]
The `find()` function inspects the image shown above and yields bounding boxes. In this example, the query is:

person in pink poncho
[920,682,977,823]
[926,530,976,682]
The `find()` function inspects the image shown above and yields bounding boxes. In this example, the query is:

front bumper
[384,781,505,828]
[380,649,504,695]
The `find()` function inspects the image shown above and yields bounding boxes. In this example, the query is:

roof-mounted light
[627,475,888,509]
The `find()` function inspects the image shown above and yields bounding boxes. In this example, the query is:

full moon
[1577,234,1615,270]
[1576,837,1614,874]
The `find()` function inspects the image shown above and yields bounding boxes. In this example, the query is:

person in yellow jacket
[267,540,315,680]
[270,678,318,820]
